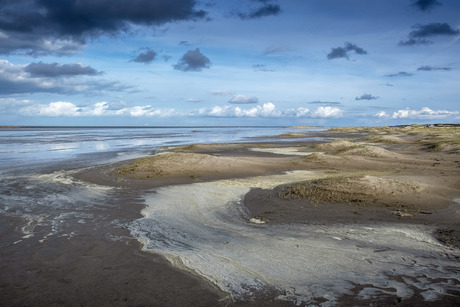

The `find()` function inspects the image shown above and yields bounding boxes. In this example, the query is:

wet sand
[0,187,226,306]
[3,125,460,306]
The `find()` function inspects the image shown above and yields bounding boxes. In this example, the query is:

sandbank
[13,125,460,306]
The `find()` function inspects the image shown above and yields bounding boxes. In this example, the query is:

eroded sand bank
[99,125,460,305]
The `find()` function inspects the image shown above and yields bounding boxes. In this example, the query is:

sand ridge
[110,125,460,223]
[76,124,460,305]
[115,151,300,182]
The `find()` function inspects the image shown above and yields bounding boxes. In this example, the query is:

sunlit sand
[103,125,460,305]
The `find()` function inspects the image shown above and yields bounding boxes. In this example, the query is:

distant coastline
[1,123,459,129]
[0,125,288,129]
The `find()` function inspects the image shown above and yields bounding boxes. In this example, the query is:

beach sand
[2,125,460,306]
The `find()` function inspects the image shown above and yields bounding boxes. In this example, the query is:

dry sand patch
[276,175,451,214]
[364,134,408,144]
[314,140,356,151]
[115,152,298,182]
[271,132,309,138]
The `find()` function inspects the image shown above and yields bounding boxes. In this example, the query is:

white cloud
[285,107,310,117]
[19,101,175,117]
[17,101,345,119]
[229,95,259,104]
[115,106,173,117]
[377,107,459,119]
[207,102,279,117]
[376,111,388,118]
[0,98,33,112]
[284,106,344,118]
[311,106,344,118]
[202,103,343,118]
[392,107,458,119]
[20,101,81,116]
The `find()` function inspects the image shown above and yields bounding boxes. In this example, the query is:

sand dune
[75,125,460,305]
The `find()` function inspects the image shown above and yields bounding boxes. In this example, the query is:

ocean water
[1,126,459,305]
[0,126,303,173]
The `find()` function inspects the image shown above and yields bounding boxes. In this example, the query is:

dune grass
[277,175,421,214]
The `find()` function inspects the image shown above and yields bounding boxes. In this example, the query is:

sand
[3,124,460,306]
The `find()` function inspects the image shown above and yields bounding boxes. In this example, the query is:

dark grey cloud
[410,23,459,38]
[246,4,281,19]
[0,59,128,95]
[355,94,379,101]
[386,72,414,77]
[327,42,367,60]
[417,65,451,71]
[173,48,211,72]
[130,49,157,64]
[399,22,460,46]
[412,0,442,11]
[237,1,281,20]
[398,38,432,46]
[0,32,85,56]
[24,61,101,77]
[0,0,207,55]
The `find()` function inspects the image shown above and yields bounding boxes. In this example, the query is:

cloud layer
[17,100,345,119]
[0,60,124,95]
[24,62,101,77]
[0,0,207,55]
[237,1,281,20]
[20,101,173,117]
[417,65,451,71]
[412,0,442,11]
[399,22,460,46]
[377,107,458,119]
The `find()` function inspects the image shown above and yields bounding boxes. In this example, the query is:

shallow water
[1,126,306,172]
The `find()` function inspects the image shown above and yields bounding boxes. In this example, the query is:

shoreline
[77,125,460,305]
[4,125,460,306]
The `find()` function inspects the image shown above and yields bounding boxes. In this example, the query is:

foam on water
[130,172,460,304]
[0,170,114,245]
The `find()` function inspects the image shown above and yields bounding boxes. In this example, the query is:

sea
[0,126,303,173]
[1,126,459,304]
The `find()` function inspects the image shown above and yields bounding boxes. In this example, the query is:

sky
[0,0,459,126]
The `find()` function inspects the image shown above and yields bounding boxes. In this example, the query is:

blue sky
[0,0,459,126]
